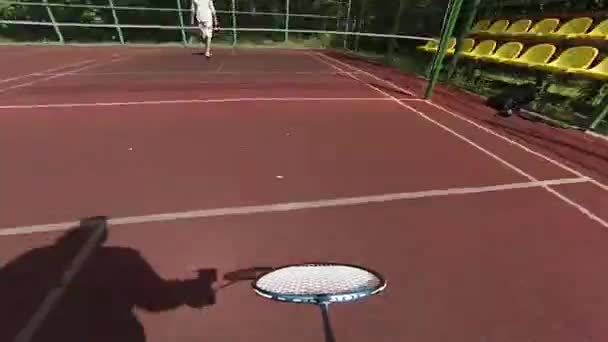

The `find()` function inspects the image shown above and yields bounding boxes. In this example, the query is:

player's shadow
[0,216,217,342]
[216,267,275,291]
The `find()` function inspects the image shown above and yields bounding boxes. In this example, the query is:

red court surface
[1,46,608,342]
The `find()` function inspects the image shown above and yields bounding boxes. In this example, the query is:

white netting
[255,264,383,296]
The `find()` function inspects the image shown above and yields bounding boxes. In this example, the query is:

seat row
[470,17,608,40]
[416,38,608,80]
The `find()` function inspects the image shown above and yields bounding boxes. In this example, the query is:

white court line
[400,98,426,102]
[424,101,608,193]
[11,221,106,342]
[0,57,126,95]
[0,59,96,84]
[314,52,608,229]
[315,53,608,193]
[312,53,545,179]
[0,177,589,237]
[0,97,411,110]
[308,54,417,97]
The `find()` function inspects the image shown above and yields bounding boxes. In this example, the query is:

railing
[0,0,348,45]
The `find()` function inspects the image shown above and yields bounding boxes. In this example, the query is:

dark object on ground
[487,83,537,117]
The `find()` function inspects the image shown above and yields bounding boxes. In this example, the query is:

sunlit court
[1,1,608,342]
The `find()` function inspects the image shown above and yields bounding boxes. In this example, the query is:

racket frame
[251,262,386,305]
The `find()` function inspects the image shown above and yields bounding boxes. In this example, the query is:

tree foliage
[0,0,346,41]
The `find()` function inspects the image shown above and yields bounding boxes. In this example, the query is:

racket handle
[319,303,336,342]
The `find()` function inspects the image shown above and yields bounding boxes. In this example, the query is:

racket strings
[255,264,382,296]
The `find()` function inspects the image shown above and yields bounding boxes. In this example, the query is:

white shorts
[198,21,213,39]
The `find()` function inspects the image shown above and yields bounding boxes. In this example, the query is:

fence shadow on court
[0,216,217,342]
[483,119,608,180]
[369,82,414,97]
[323,51,386,68]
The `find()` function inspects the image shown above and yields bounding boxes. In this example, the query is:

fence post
[589,87,608,131]
[108,0,124,44]
[43,0,64,43]
[343,0,352,48]
[175,0,188,45]
[589,106,608,132]
[424,0,465,99]
[284,0,290,42]
[231,0,237,45]
[446,0,481,80]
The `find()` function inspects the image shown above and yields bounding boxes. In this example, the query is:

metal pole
[425,0,454,77]
[231,0,237,45]
[425,0,458,80]
[175,0,187,45]
[108,0,125,44]
[446,0,481,80]
[343,0,352,48]
[188,0,194,45]
[589,105,608,131]
[424,0,465,99]
[284,0,290,42]
[43,0,63,43]
[589,86,608,131]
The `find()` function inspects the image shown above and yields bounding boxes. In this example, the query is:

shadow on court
[0,217,217,342]
[483,119,608,180]
[370,82,414,97]
[216,267,275,291]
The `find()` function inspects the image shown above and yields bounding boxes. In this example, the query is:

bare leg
[200,32,207,52]
[198,23,212,58]
[197,23,206,55]
[205,34,212,57]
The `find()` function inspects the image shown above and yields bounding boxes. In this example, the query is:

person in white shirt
[191,0,219,58]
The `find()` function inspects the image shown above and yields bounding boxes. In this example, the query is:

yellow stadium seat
[462,40,497,58]
[519,18,560,37]
[502,19,532,35]
[417,40,438,52]
[446,38,476,55]
[568,57,608,80]
[479,42,524,63]
[532,46,599,73]
[568,18,608,39]
[446,38,457,50]
[433,38,457,52]
[480,19,510,34]
[502,43,557,67]
[471,19,491,32]
[548,17,594,38]
[417,38,457,53]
